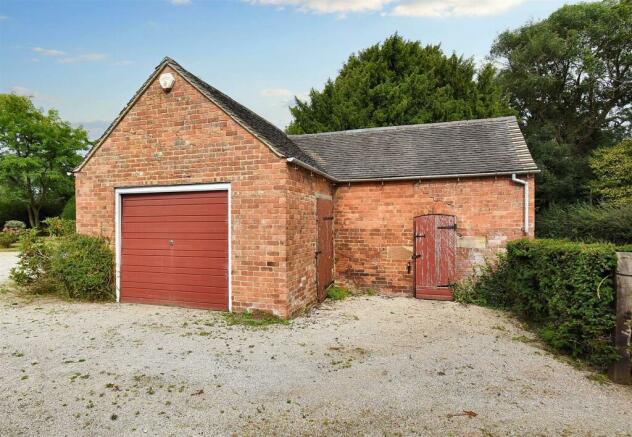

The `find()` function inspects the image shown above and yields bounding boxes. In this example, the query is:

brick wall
[286,166,334,316]
[75,64,536,315]
[333,176,535,295]
[75,66,293,317]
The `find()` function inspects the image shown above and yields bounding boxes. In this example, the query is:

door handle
[168,239,174,247]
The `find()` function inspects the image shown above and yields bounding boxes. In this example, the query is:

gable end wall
[75,66,293,317]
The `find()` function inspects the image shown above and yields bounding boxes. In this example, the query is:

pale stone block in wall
[386,246,413,261]
[457,236,487,249]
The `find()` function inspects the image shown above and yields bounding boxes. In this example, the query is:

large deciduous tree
[0,94,89,227]
[286,34,513,134]
[589,138,632,205]
[491,0,631,208]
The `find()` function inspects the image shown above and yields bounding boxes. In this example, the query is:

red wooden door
[414,214,456,300]
[316,198,334,302]
[120,191,229,310]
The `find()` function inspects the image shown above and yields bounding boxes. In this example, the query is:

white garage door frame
[114,183,232,312]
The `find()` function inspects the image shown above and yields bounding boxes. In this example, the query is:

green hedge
[61,196,76,220]
[456,239,621,371]
[48,234,114,300]
[537,202,632,244]
[11,231,114,301]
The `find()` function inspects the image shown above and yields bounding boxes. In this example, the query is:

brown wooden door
[120,191,229,310]
[316,198,334,302]
[414,214,456,300]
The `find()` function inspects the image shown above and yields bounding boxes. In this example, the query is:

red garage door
[120,191,229,310]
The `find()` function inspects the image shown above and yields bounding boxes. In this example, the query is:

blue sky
[0,0,576,138]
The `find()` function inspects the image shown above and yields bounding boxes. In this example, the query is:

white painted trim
[511,174,529,235]
[114,183,232,311]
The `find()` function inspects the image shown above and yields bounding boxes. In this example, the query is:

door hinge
[414,254,422,259]
[323,216,334,221]
[414,233,425,238]
[437,283,455,288]
[315,250,322,256]
[437,224,457,230]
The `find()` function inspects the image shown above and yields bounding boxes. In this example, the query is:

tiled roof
[76,58,537,181]
[166,58,321,170]
[290,116,538,181]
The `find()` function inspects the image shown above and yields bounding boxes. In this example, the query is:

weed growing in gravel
[326,285,350,300]
[512,335,536,343]
[224,310,289,327]
[586,373,611,385]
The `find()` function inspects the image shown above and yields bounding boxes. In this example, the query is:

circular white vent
[159,73,175,91]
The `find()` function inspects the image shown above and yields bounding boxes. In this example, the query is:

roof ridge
[165,59,287,139]
[288,116,518,138]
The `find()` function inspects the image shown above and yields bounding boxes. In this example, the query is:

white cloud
[261,88,293,97]
[250,0,524,16]
[391,0,523,17]
[169,0,192,5]
[10,86,40,98]
[113,60,134,66]
[31,46,107,64]
[8,86,59,106]
[250,0,391,14]
[32,47,66,57]
[58,52,106,64]
[0,15,9,21]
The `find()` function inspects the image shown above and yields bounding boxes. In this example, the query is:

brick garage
[75,58,537,317]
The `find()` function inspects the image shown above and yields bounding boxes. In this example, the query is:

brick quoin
[76,64,534,317]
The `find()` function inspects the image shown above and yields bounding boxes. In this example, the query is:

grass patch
[326,285,351,301]
[224,310,289,327]
[585,372,611,385]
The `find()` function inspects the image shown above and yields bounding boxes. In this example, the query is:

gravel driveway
[1,294,631,436]
[0,251,18,283]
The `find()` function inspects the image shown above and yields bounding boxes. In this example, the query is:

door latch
[437,224,457,230]
[168,239,174,247]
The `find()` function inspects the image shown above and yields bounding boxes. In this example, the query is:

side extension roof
[290,116,539,182]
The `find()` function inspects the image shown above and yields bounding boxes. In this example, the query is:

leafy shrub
[456,239,620,371]
[61,196,76,220]
[42,217,75,237]
[10,230,51,286]
[11,232,114,301]
[47,234,114,300]
[453,255,509,307]
[0,232,19,248]
[3,220,26,233]
[537,202,632,244]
